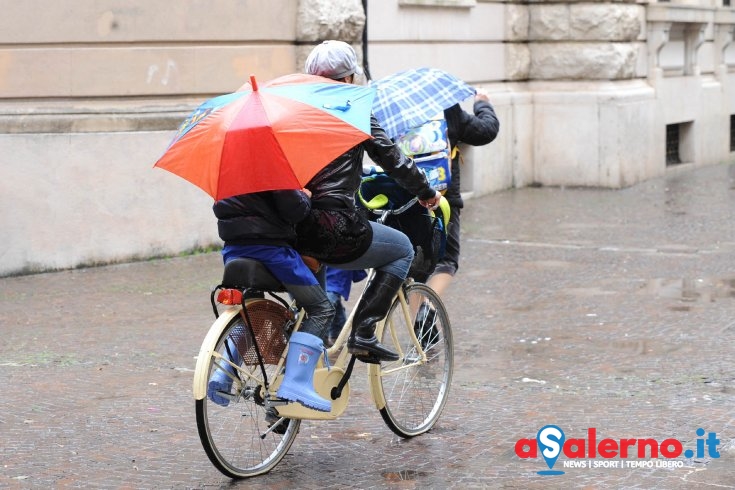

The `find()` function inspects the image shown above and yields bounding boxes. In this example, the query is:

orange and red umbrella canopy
[154,73,375,200]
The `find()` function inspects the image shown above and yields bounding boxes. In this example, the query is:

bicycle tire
[373,282,454,437]
[194,309,300,478]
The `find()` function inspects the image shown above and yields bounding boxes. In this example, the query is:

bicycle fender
[366,317,388,410]
[367,363,386,410]
[192,307,241,400]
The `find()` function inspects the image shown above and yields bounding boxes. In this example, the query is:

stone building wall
[0,1,304,276]
[2,0,735,276]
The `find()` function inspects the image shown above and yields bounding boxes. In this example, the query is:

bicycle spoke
[195,303,300,478]
[375,283,454,437]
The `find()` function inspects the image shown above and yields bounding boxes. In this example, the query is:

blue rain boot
[207,338,241,407]
[276,332,331,413]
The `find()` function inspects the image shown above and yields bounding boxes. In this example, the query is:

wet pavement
[2,162,735,489]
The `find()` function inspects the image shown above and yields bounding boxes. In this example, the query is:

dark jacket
[213,190,311,247]
[306,115,437,208]
[444,100,500,208]
[296,115,436,263]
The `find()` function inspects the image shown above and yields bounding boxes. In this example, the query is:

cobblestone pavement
[2,163,735,489]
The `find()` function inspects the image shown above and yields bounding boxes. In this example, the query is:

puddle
[640,278,735,303]
[669,305,692,312]
[591,338,681,357]
[607,339,650,355]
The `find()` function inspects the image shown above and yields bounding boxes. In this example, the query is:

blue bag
[395,116,451,193]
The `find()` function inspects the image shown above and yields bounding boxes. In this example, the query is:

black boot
[348,271,403,363]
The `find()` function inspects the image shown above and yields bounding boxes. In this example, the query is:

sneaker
[414,303,439,351]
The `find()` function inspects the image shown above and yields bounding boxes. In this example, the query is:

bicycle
[192,195,454,479]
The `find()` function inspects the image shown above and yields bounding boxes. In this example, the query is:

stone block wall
[0,0,302,276]
[0,1,299,98]
[2,0,735,276]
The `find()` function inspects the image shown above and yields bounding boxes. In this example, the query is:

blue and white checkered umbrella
[371,67,476,140]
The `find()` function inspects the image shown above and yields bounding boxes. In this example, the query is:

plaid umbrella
[371,67,476,140]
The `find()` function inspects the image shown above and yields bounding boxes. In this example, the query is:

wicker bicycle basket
[229,298,292,365]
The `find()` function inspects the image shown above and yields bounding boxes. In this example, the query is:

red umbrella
[154,73,375,200]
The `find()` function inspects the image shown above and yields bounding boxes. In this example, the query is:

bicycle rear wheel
[195,303,300,478]
[373,282,453,437]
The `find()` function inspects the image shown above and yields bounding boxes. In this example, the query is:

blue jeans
[284,283,335,339]
[326,291,346,340]
[326,222,414,279]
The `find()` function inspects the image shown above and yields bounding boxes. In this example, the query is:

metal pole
[361,0,372,81]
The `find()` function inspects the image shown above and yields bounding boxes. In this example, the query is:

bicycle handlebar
[368,195,451,229]
[368,196,419,216]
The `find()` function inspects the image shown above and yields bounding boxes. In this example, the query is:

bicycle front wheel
[194,304,300,478]
[373,282,454,437]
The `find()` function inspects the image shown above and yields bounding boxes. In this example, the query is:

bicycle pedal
[265,409,290,435]
[354,353,382,364]
[347,346,378,363]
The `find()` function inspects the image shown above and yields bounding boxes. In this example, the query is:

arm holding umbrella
[446,88,499,148]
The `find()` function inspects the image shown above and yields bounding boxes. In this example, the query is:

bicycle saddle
[221,258,286,292]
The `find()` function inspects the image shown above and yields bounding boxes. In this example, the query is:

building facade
[1,0,733,275]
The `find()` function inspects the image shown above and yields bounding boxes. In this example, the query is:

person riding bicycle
[209,188,335,412]
[297,40,441,364]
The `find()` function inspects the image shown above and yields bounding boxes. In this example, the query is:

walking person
[426,89,500,298]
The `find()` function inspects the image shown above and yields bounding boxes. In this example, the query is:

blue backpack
[395,115,451,193]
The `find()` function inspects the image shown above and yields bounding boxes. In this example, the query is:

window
[666,122,694,166]
[666,124,681,165]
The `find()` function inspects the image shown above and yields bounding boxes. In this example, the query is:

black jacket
[295,115,436,263]
[306,115,437,209]
[213,190,311,247]
[444,100,500,208]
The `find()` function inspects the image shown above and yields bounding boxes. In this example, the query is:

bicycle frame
[193,273,428,420]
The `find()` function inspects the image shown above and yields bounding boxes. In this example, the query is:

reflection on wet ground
[641,277,735,302]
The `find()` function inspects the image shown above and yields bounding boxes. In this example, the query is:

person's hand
[301,187,312,198]
[475,88,489,103]
[419,190,441,210]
